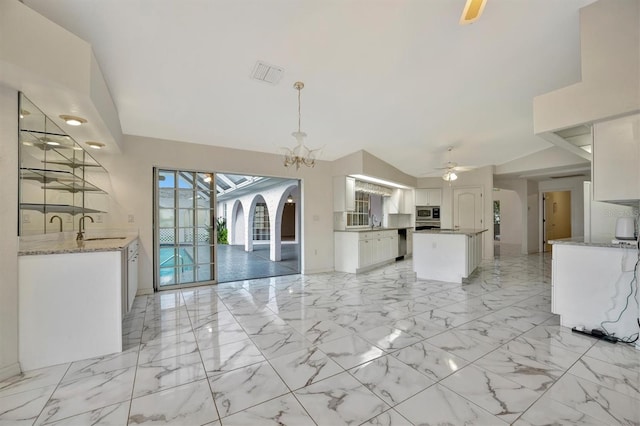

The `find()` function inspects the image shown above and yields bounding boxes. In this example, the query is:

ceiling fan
[436,147,474,181]
[460,0,487,25]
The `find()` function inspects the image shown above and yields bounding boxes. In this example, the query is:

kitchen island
[413,228,486,283]
[550,237,639,347]
[18,232,138,370]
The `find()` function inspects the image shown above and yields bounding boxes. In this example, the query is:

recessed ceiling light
[38,137,60,146]
[59,114,87,126]
[85,141,105,150]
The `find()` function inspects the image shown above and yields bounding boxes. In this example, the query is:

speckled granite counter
[19,233,138,255]
[414,228,487,236]
[549,236,638,249]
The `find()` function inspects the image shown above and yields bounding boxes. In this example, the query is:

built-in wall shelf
[21,203,105,214]
[40,186,105,193]
[20,168,106,193]
[43,160,105,169]
[19,94,110,235]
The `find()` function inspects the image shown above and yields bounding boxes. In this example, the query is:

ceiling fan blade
[460,0,487,25]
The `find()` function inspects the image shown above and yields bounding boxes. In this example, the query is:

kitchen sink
[84,237,127,241]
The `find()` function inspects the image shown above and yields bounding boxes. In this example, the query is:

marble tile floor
[2,252,640,425]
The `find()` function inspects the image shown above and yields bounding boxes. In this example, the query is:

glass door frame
[153,167,218,291]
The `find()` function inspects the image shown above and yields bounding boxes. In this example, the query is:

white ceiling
[24,0,595,177]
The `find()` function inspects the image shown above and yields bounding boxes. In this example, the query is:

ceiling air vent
[251,61,284,85]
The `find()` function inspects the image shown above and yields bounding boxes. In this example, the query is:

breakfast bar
[413,228,487,283]
[550,237,639,343]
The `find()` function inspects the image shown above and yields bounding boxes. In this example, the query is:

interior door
[544,191,571,252]
[453,187,483,230]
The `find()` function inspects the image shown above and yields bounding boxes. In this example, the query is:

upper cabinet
[19,94,109,235]
[415,188,442,206]
[333,176,356,212]
[592,114,640,204]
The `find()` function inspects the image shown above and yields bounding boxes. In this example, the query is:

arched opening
[231,200,245,245]
[280,186,299,242]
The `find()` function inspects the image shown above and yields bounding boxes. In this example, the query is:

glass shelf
[20,168,106,193]
[21,203,105,214]
[19,94,110,235]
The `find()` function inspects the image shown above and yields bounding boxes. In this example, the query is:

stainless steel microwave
[416,206,440,219]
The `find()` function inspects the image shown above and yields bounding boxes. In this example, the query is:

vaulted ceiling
[24,0,595,176]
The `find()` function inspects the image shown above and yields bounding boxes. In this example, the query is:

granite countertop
[335,227,413,233]
[414,228,488,236]
[19,232,138,256]
[549,236,638,249]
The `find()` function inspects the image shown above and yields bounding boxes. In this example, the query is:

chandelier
[284,81,317,170]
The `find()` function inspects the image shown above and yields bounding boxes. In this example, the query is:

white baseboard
[0,362,21,381]
[136,288,154,296]
[301,267,333,275]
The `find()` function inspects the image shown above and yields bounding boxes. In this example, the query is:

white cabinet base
[19,251,123,371]
[413,232,482,283]
[552,243,639,340]
[335,231,399,274]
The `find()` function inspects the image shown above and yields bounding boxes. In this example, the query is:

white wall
[583,181,637,241]
[94,135,334,294]
[533,0,640,133]
[494,178,529,254]
[527,181,540,253]
[494,189,522,246]
[0,86,20,380]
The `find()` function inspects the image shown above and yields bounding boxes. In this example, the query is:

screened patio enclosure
[154,169,300,290]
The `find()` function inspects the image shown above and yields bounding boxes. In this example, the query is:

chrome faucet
[76,215,94,241]
[49,215,63,232]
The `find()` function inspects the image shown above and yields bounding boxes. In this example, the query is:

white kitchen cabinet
[333,176,356,212]
[123,239,139,316]
[19,250,123,370]
[335,230,399,273]
[402,189,415,214]
[415,188,442,206]
[592,114,640,203]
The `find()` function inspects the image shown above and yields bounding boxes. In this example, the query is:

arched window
[253,202,270,240]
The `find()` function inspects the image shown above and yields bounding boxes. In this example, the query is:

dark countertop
[414,228,488,236]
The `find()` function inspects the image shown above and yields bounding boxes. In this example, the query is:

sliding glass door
[154,169,216,290]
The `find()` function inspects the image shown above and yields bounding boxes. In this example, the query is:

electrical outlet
[128,214,135,223]
[23,213,30,223]
[95,214,103,223]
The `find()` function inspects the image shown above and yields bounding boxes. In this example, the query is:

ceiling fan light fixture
[443,171,458,182]
[460,0,487,25]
